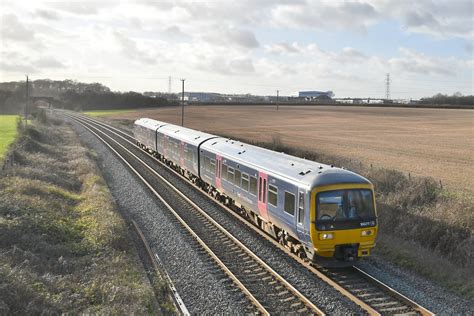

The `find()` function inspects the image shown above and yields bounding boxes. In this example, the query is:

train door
[257,172,269,221]
[296,191,309,241]
[163,135,168,158]
[215,154,222,189]
[180,142,185,167]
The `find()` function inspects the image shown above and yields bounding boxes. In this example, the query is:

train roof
[201,137,370,189]
[134,118,371,189]
[134,118,168,130]
[157,122,218,147]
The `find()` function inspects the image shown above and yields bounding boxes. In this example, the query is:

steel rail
[68,112,434,316]
[66,113,324,315]
[131,219,190,316]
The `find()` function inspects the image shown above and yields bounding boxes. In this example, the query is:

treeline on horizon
[418,93,474,105]
[0,79,473,114]
[0,79,176,114]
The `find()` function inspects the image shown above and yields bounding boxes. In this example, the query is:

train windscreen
[316,189,375,222]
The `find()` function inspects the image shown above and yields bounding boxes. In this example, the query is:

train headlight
[361,229,374,237]
[319,233,334,240]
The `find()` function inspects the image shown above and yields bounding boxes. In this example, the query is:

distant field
[0,115,18,161]
[101,105,474,193]
[84,109,136,117]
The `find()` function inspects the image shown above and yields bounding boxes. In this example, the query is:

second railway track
[65,112,434,315]
[65,113,324,315]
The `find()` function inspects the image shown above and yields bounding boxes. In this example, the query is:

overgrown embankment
[0,114,158,313]
[237,135,473,298]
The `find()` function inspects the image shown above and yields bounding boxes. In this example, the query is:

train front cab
[309,183,378,265]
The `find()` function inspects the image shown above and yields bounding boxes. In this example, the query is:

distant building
[298,91,334,99]
[183,92,220,102]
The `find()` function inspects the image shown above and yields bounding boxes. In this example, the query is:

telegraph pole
[168,76,172,93]
[180,79,185,126]
[276,90,279,110]
[385,73,391,100]
[25,75,29,127]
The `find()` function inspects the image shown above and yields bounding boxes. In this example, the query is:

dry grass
[105,105,474,194]
[0,114,158,313]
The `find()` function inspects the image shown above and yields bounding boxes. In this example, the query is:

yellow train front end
[310,183,378,265]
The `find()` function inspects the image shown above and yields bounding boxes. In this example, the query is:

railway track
[64,113,324,315]
[64,112,434,315]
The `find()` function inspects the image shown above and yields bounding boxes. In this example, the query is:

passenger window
[210,159,216,175]
[284,192,295,216]
[298,192,305,224]
[204,157,210,171]
[249,176,257,195]
[241,173,249,191]
[222,164,228,179]
[227,167,234,182]
[268,185,278,207]
[234,170,241,186]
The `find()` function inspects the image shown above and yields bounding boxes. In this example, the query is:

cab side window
[284,192,295,216]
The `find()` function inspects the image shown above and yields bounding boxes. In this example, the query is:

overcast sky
[0,0,472,98]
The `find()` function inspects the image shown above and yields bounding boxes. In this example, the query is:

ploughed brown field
[105,105,474,193]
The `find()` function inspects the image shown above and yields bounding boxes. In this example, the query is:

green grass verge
[84,110,135,117]
[0,116,159,313]
[0,115,19,161]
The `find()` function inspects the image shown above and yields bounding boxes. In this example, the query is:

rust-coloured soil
[107,105,474,193]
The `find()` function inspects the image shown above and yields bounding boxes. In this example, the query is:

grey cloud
[113,31,157,64]
[164,25,188,38]
[51,2,115,15]
[202,27,259,49]
[265,42,300,55]
[1,14,35,41]
[464,43,472,54]
[340,47,367,60]
[378,0,473,38]
[226,28,259,48]
[200,57,255,75]
[0,61,36,73]
[272,1,379,33]
[34,57,65,69]
[404,11,440,28]
[389,49,456,76]
[35,9,60,20]
[229,58,255,73]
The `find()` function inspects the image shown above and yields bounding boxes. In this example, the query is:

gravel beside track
[358,257,474,315]
[67,114,363,314]
[68,118,254,314]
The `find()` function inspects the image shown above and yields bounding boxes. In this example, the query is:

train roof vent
[195,136,201,140]
[212,141,218,145]
[299,169,312,175]
[175,130,180,133]
[319,165,323,169]
[238,150,246,155]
